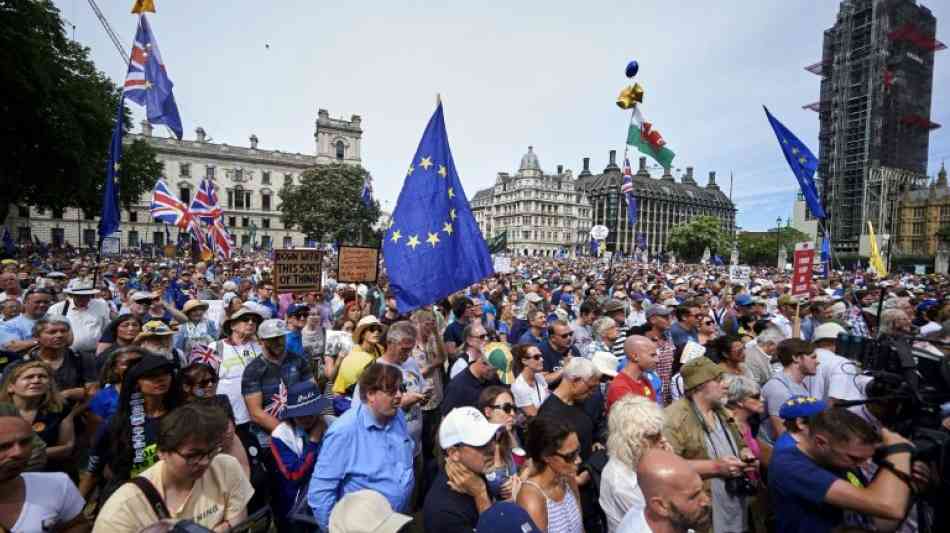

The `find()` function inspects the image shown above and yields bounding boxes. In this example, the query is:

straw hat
[352,315,383,344]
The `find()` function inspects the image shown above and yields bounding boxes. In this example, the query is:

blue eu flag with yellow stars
[383,102,494,313]
[764,106,826,219]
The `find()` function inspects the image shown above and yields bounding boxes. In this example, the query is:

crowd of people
[0,249,946,533]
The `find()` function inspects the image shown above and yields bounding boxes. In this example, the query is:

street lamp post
[776,217,783,270]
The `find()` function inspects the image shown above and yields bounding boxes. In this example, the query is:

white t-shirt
[48,298,110,353]
[616,507,652,533]
[600,458,645,533]
[449,356,469,380]
[510,373,549,409]
[12,472,85,533]
[214,340,262,424]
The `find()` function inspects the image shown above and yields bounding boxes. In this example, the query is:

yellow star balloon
[131,0,156,13]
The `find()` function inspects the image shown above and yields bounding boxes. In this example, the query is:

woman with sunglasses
[211,306,263,428]
[510,343,549,418]
[478,385,523,501]
[180,361,219,401]
[518,416,584,533]
[697,315,719,346]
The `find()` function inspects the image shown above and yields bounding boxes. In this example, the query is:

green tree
[0,0,161,222]
[937,224,950,245]
[666,216,730,262]
[278,164,381,245]
[736,226,811,266]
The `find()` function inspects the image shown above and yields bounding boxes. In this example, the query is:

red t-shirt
[606,371,655,413]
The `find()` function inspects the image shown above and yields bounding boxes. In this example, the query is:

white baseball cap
[591,351,618,378]
[813,322,846,342]
[258,319,289,340]
[328,489,412,533]
[438,407,502,449]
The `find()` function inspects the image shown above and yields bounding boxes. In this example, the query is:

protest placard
[493,256,512,274]
[273,249,323,293]
[791,242,816,296]
[337,246,379,283]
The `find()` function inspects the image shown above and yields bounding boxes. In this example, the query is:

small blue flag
[621,157,637,226]
[820,237,831,278]
[99,99,124,240]
[590,238,605,257]
[2,228,14,257]
[763,107,826,219]
[123,15,183,139]
[360,173,374,209]
[382,102,493,313]
[712,255,724,266]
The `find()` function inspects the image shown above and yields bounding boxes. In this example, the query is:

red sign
[791,242,816,296]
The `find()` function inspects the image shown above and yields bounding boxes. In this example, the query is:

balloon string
[623,106,637,161]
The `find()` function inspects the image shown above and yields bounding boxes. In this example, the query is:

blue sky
[53,0,950,230]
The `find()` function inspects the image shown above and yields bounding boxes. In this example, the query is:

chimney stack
[579,157,592,176]
[638,157,647,172]
[707,171,720,190]
[141,120,152,137]
[249,134,258,149]
[687,167,694,180]
[557,164,564,175]
[195,127,206,143]
[609,150,617,166]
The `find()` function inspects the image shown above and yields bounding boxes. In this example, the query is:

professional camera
[724,474,758,497]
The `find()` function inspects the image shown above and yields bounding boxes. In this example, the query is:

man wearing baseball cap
[423,406,501,533]
[804,322,868,405]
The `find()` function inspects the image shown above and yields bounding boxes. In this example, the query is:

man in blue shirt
[309,362,415,531]
[0,288,53,352]
[283,304,309,358]
[668,303,700,352]
[769,407,914,533]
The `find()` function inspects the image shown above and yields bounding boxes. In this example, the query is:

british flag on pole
[188,179,224,224]
[150,179,196,231]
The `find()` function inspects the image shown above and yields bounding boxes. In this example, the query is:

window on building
[242,217,249,227]
[153,232,165,247]
[262,218,270,229]
[50,228,64,247]
[336,141,345,161]
[912,222,925,235]
[128,231,139,248]
[245,191,252,209]
[17,227,30,243]
[128,210,138,223]
[180,163,190,177]
[234,187,245,209]
[261,235,272,249]
[51,208,63,219]
[83,210,94,220]
[228,216,236,227]
[914,207,925,218]
[284,173,293,186]
[180,187,191,205]
[241,234,251,246]
[283,236,293,248]
[234,168,243,182]
[16,206,28,218]
[262,194,271,211]
[206,165,216,179]
[262,171,271,185]
[82,229,95,247]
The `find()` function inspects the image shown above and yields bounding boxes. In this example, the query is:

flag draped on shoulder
[124,15,183,140]
[382,101,493,313]
[627,107,675,169]
[621,157,637,226]
[763,107,826,219]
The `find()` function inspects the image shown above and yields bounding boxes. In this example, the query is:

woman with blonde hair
[0,360,75,469]
[599,395,670,533]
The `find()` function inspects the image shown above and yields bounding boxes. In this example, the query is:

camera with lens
[724,474,758,497]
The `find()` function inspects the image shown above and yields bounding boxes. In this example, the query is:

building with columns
[575,152,736,256]
[5,109,363,251]
[471,147,592,257]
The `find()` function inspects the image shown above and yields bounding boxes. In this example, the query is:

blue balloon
[625,60,639,78]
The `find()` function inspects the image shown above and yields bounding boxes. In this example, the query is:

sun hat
[182,299,209,314]
[439,406,503,449]
[225,305,264,326]
[645,304,672,320]
[63,284,98,296]
[351,315,383,344]
[328,490,412,533]
[134,321,174,343]
[130,291,156,303]
[591,351,619,378]
[601,299,625,315]
[681,357,724,390]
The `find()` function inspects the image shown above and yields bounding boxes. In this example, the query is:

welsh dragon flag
[627,107,675,168]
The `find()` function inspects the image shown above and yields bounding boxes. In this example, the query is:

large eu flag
[764,107,826,219]
[383,102,493,313]
[98,99,124,240]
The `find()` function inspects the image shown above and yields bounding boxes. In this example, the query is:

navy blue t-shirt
[769,444,843,533]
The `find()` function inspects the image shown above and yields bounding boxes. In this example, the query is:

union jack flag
[264,382,288,417]
[188,344,220,371]
[151,179,196,231]
[622,157,638,226]
[189,179,223,224]
[123,15,182,140]
[209,217,232,259]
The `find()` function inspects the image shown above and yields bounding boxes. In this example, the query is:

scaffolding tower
[805,0,941,254]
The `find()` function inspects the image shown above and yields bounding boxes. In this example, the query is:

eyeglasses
[702,320,714,326]
[556,332,574,338]
[491,403,516,414]
[746,394,762,401]
[177,444,222,466]
[137,299,155,306]
[367,325,383,333]
[523,353,542,361]
[470,333,488,340]
[553,448,581,463]
[196,378,218,388]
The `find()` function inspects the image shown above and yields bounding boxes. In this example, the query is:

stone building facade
[895,164,950,256]
[575,152,736,256]
[5,109,362,251]
[471,147,592,257]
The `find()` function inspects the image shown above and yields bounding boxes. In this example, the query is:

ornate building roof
[518,146,542,177]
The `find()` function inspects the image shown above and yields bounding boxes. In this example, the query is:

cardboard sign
[729,265,752,286]
[791,241,816,296]
[493,256,512,274]
[273,249,323,293]
[163,244,177,258]
[101,237,120,256]
[202,299,226,328]
[336,246,379,283]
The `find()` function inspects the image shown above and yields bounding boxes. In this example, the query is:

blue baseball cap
[778,395,828,420]
[735,293,753,306]
[286,304,310,317]
[475,502,542,533]
[916,299,939,313]
[281,381,330,420]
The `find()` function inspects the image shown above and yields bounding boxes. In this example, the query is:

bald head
[624,335,658,371]
[638,449,711,532]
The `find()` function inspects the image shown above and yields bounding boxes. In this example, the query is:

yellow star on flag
[442,222,453,235]
[438,165,447,178]
[447,187,455,199]
[114,162,121,172]
[407,164,415,176]
[782,138,789,144]
[419,156,433,170]
[144,80,153,89]
[791,147,799,155]
[426,232,440,247]
[390,229,402,243]
[798,156,807,164]
[406,235,420,250]
[449,208,457,220]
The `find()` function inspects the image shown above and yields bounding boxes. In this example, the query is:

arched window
[335,140,345,161]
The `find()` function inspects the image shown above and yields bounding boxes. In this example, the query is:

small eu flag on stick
[382,100,494,314]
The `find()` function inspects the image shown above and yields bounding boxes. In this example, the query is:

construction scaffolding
[806,0,941,254]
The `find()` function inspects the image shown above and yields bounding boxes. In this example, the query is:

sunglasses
[747,394,762,401]
[553,448,581,463]
[470,334,488,340]
[556,332,574,339]
[197,378,218,388]
[491,403,516,414]
[367,325,382,333]
[702,320,714,326]
[523,353,542,361]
